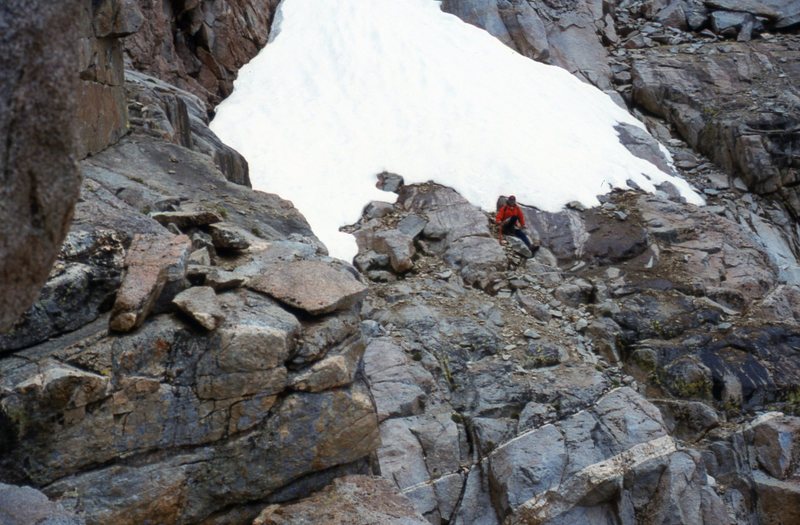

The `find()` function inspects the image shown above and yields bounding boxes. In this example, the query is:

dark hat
[508,195,516,202]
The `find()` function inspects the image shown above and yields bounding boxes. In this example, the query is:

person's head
[507,195,517,206]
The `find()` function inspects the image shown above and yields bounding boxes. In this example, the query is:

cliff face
[1,1,800,524]
[124,0,281,110]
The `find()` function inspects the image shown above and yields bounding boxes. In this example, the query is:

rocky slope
[345,170,800,523]
[1,0,799,524]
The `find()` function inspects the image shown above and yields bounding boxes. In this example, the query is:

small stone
[734,177,748,191]
[376,171,404,193]
[676,159,698,169]
[526,344,561,367]
[367,270,397,283]
[188,248,211,266]
[209,223,251,251]
[172,286,224,331]
[205,268,246,291]
[397,216,427,241]
[523,329,541,339]
[191,230,214,251]
[363,201,395,219]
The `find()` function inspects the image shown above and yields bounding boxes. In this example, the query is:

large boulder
[109,234,192,333]
[0,483,84,525]
[0,0,83,332]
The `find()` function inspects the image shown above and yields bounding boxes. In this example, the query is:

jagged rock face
[126,69,251,185]
[630,37,800,214]
[0,1,83,332]
[1,244,380,523]
[124,0,281,109]
[442,0,614,90]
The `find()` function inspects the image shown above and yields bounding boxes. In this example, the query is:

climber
[496,195,538,255]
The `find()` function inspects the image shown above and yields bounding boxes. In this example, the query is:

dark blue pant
[502,216,535,251]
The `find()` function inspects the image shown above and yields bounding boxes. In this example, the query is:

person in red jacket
[496,195,537,255]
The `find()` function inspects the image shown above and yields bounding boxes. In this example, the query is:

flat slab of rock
[205,268,246,291]
[109,234,191,332]
[248,260,367,315]
[172,286,223,331]
[254,475,428,525]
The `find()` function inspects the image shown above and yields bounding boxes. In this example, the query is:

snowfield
[211,0,703,260]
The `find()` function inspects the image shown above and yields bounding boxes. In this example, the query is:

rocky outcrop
[0,225,380,523]
[630,38,800,215]
[124,0,281,110]
[348,177,800,523]
[0,230,125,353]
[0,1,83,332]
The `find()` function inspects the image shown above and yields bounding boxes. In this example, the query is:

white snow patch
[211,0,703,260]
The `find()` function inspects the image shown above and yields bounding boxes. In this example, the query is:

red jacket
[496,204,525,227]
